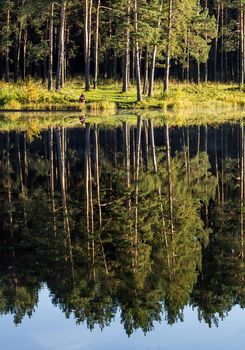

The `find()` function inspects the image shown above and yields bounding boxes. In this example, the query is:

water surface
[0,114,245,349]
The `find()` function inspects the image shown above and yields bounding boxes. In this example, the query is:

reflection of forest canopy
[0,122,244,335]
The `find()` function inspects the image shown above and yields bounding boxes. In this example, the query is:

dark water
[0,119,245,349]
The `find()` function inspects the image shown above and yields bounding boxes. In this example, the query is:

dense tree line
[1,1,245,99]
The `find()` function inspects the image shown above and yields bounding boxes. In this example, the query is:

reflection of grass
[2,79,245,111]
[1,107,245,141]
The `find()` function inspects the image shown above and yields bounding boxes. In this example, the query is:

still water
[0,115,245,349]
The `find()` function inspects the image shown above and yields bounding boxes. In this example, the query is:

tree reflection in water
[0,121,244,335]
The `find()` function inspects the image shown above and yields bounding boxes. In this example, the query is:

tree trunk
[164,0,173,93]
[84,0,93,91]
[5,3,10,82]
[48,2,54,90]
[134,0,142,102]
[56,0,66,90]
[122,0,131,92]
[240,1,244,88]
[148,2,163,97]
[143,47,149,94]
[94,0,100,89]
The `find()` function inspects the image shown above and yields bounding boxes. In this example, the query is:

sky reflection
[0,287,244,350]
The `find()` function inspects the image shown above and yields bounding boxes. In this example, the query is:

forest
[1,0,245,107]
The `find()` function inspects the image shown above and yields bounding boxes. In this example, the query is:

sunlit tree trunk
[94,0,100,89]
[5,2,10,82]
[164,0,173,93]
[56,1,66,90]
[148,2,163,97]
[48,2,54,90]
[134,0,142,102]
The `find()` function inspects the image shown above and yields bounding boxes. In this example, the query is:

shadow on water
[0,118,245,335]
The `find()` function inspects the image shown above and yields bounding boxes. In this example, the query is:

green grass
[1,78,245,111]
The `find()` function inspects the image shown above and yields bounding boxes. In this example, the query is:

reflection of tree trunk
[6,133,13,241]
[205,125,208,227]
[221,126,224,205]
[134,116,142,248]
[123,122,131,209]
[16,133,24,192]
[149,119,157,173]
[241,123,244,260]
[182,128,188,184]
[214,129,220,203]
[56,128,72,258]
[143,119,149,171]
[23,133,28,186]
[94,125,102,226]
[158,187,170,273]
[85,124,90,253]
[49,127,56,237]
[165,124,174,238]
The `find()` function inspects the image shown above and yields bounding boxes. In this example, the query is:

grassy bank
[1,79,245,111]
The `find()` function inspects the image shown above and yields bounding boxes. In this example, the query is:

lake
[0,113,245,349]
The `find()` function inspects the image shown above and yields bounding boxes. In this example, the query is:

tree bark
[122,0,131,93]
[164,0,173,93]
[48,2,54,90]
[94,0,101,89]
[134,0,142,102]
[56,1,66,90]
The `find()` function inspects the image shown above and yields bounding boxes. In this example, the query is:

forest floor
[1,78,245,111]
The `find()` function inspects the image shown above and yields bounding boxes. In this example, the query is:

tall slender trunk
[240,1,244,87]
[123,0,131,92]
[23,28,27,80]
[134,0,142,102]
[148,2,163,97]
[48,2,54,90]
[84,0,93,91]
[56,1,66,90]
[204,0,208,83]
[5,2,10,82]
[94,0,100,89]
[214,4,220,81]
[220,1,224,82]
[143,47,149,94]
[164,0,173,93]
